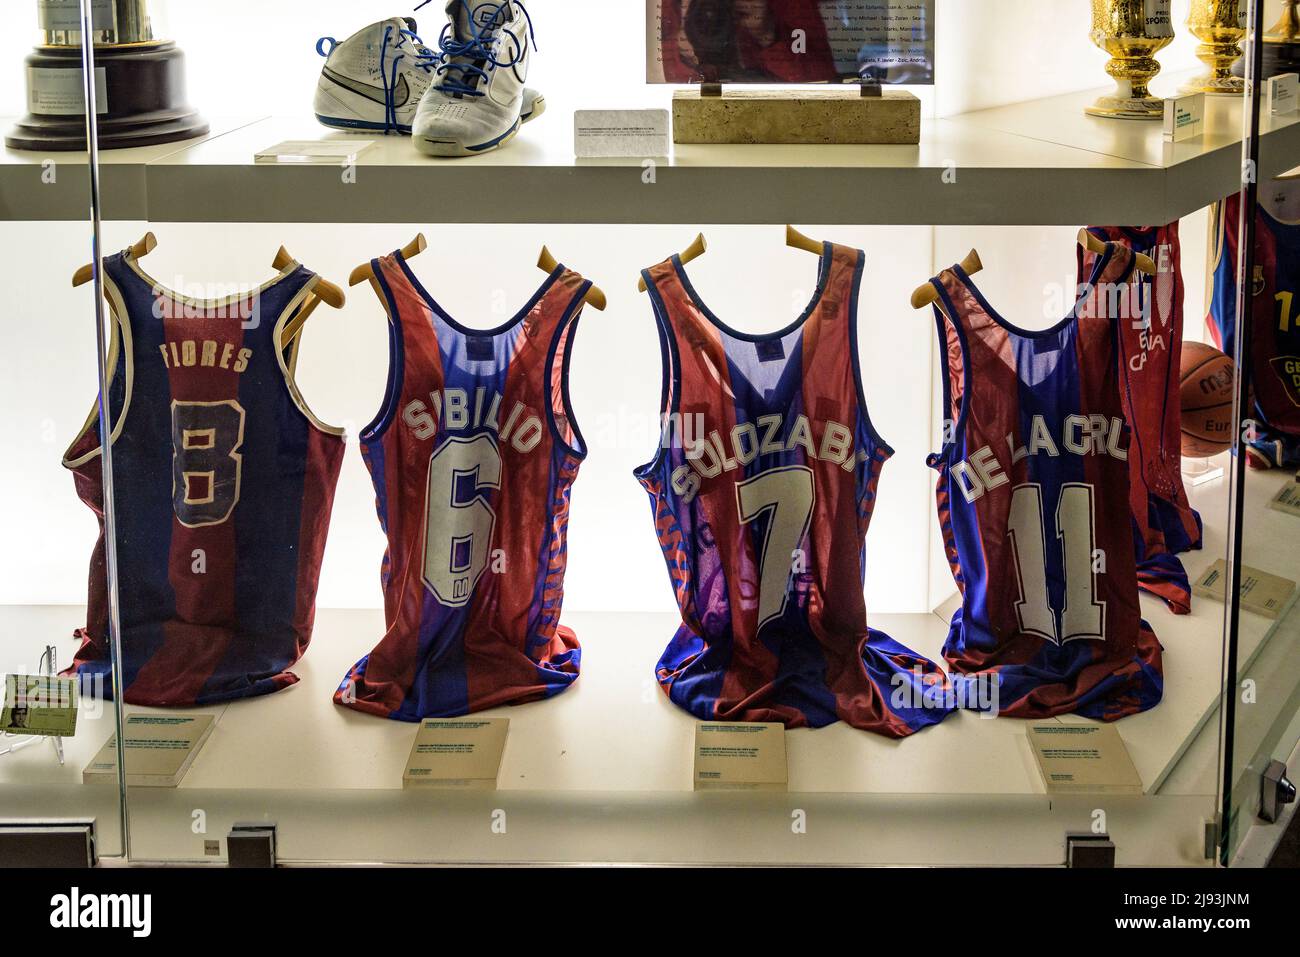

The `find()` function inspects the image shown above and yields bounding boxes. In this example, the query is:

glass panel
[1221,0,1300,865]
[69,1,1255,866]
[1,1,124,858]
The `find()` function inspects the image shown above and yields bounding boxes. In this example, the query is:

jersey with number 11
[928,243,1163,721]
[336,252,592,720]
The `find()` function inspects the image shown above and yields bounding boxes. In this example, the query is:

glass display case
[2,0,1298,869]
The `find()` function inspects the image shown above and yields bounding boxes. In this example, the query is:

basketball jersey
[637,243,953,736]
[64,249,345,706]
[1209,183,1300,469]
[1078,223,1202,614]
[335,252,591,720]
[928,243,1164,721]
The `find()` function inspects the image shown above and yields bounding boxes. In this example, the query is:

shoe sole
[413,95,543,158]
[316,100,542,138]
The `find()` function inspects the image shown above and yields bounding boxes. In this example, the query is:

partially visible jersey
[928,243,1164,721]
[336,252,591,720]
[636,243,953,736]
[1079,223,1201,614]
[64,250,345,706]
[1209,183,1300,469]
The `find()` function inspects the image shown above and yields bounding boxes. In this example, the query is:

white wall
[0,2,1266,614]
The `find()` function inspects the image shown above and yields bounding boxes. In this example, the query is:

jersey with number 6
[928,243,1163,721]
[335,252,591,720]
[637,243,954,736]
[63,249,345,706]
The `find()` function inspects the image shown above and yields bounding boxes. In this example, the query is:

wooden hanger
[72,231,156,287]
[349,233,427,288]
[274,245,345,345]
[1075,228,1157,275]
[273,246,345,307]
[785,224,823,255]
[537,246,607,310]
[638,232,707,292]
[911,248,983,309]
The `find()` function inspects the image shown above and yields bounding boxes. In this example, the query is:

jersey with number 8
[335,251,592,720]
[64,249,345,706]
[637,242,954,736]
[927,243,1163,720]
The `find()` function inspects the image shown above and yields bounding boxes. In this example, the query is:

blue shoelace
[423,0,536,99]
[317,22,440,132]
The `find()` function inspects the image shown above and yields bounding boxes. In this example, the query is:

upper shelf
[2,86,1297,226]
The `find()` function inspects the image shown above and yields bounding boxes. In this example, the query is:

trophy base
[1232,41,1300,80]
[1180,73,1246,96]
[1084,94,1164,120]
[5,41,208,152]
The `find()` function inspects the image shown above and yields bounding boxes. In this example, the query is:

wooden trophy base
[6,41,208,152]
[672,87,921,145]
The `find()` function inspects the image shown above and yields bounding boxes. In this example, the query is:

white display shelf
[0,117,265,222]
[2,86,1297,226]
[3,466,1294,865]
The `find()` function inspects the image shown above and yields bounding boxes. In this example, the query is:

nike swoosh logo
[322,67,410,108]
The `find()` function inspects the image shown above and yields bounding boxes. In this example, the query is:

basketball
[1180,341,1235,457]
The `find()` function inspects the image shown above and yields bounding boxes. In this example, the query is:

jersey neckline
[670,241,834,343]
[123,249,306,309]
[395,249,566,338]
[951,242,1126,341]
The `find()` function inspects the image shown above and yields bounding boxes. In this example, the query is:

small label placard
[1028,724,1143,795]
[403,718,508,789]
[1193,558,1297,620]
[83,714,215,787]
[1269,480,1300,517]
[27,66,107,117]
[254,140,375,164]
[694,722,787,791]
[1,674,78,737]
[1163,92,1204,142]
[574,109,669,159]
[1266,73,1300,115]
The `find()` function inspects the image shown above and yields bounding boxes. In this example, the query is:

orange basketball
[1180,341,1235,457]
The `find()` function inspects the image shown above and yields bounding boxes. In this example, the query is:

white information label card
[1028,724,1143,795]
[403,718,508,789]
[83,714,215,788]
[1266,73,1300,115]
[694,721,787,791]
[574,109,669,159]
[1163,92,1204,142]
[255,140,375,164]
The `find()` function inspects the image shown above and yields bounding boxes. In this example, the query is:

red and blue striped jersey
[636,243,954,736]
[1079,223,1202,614]
[64,249,345,706]
[928,243,1164,721]
[335,252,591,720]
[1209,184,1300,469]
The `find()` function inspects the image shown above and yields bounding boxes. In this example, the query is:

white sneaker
[412,1,539,156]
[315,17,439,133]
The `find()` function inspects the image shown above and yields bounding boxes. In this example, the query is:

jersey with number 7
[335,252,592,720]
[637,242,954,736]
[927,242,1163,720]
[64,249,345,706]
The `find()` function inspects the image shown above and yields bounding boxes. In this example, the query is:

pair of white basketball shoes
[314,0,542,157]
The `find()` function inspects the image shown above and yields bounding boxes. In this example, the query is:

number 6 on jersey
[422,435,502,606]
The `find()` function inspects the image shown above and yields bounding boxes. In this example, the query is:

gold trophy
[6,0,207,151]
[1086,0,1175,119]
[1182,0,1246,94]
